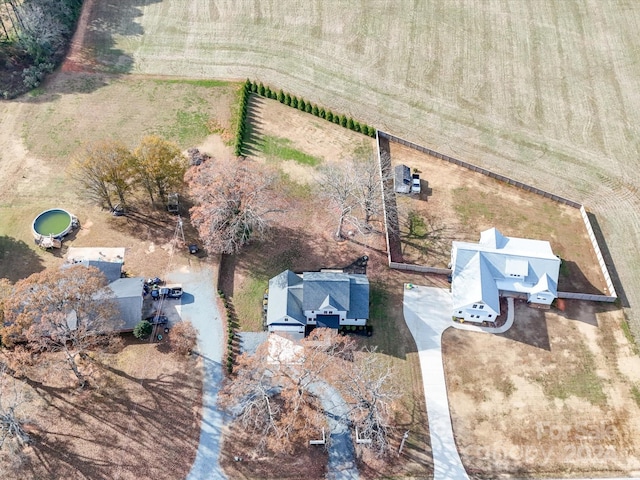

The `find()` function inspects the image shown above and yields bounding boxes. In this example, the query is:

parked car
[159,284,183,299]
[411,174,421,194]
[145,314,168,325]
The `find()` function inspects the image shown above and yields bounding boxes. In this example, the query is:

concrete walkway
[167,265,228,480]
[403,285,469,480]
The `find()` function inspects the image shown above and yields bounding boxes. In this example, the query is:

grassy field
[443,300,640,477]
[72,0,640,336]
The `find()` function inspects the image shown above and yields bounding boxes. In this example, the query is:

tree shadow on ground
[241,94,266,157]
[21,357,200,480]
[0,235,45,282]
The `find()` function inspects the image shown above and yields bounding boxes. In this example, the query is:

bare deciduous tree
[186,158,283,255]
[1,265,123,388]
[0,365,30,450]
[318,164,360,239]
[340,347,399,456]
[169,321,198,356]
[319,155,387,238]
[219,329,355,454]
[354,154,386,230]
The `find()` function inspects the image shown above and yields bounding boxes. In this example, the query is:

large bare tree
[0,365,30,450]
[1,265,123,388]
[186,158,283,255]
[341,347,399,456]
[318,154,386,238]
[219,329,355,454]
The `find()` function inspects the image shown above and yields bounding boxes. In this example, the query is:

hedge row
[234,80,252,156]
[218,290,235,374]
[246,79,377,138]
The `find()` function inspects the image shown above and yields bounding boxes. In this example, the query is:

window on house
[479,305,484,309]
[472,304,478,308]
[458,311,462,314]
[488,314,492,318]
[285,318,289,321]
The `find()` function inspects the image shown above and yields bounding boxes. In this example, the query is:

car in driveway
[159,284,183,299]
[411,173,421,194]
[145,314,168,325]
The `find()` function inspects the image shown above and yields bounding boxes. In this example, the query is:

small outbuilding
[394,164,412,194]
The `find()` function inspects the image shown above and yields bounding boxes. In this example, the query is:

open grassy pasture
[0,74,236,279]
[71,0,640,336]
[443,300,640,478]
[390,142,608,294]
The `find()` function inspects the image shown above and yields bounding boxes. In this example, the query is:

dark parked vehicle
[159,284,183,299]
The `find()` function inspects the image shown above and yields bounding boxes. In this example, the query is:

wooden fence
[376,130,619,303]
[377,131,582,208]
[389,262,451,275]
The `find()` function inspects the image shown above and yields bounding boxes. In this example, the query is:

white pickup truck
[411,173,421,194]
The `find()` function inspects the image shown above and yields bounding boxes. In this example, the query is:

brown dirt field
[219,420,328,480]
[389,142,607,294]
[0,343,202,480]
[443,301,640,478]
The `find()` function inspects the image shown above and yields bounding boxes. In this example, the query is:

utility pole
[398,430,410,455]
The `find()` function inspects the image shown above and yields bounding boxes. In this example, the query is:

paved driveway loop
[403,286,469,480]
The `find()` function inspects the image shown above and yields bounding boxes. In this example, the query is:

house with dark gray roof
[66,248,145,332]
[450,228,561,323]
[266,270,370,338]
[107,277,146,332]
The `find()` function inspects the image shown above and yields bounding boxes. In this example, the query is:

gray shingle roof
[108,277,144,331]
[266,270,369,329]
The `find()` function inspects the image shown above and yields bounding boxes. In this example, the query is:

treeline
[235,78,376,156]
[0,0,83,98]
[69,135,188,211]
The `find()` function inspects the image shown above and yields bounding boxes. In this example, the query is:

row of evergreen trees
[234,80,252,156]
[234,79,377,156]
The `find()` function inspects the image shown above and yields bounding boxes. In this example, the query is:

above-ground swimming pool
[32,208,74,239]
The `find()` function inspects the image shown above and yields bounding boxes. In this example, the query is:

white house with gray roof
[266,270,369,338]
[451,228,560,323]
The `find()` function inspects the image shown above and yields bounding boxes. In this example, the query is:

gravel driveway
[164,263,227,480]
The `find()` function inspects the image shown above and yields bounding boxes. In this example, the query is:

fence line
[389,262,451,275]
[377,131,582,208]
[579,206,618,299]
[374,130,619,304]
[558,292,617,302]
[376,131,393,267]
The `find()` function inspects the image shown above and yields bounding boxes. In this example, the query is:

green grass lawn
[258,135,322,166]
